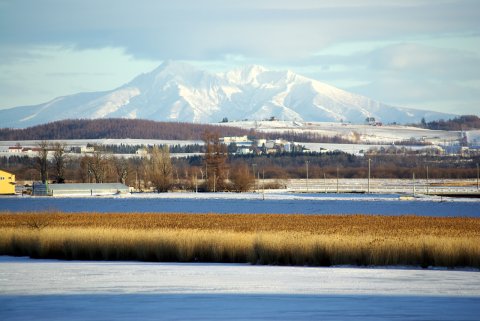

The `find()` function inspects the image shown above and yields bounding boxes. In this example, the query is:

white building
[136,148,148,157]
[220,136,249,144]
[80,146,95,153]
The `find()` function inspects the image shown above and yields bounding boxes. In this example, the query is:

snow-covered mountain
[0,61,452,128]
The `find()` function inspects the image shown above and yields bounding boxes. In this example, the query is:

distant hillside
[0,118,362,144]
[0,118,250,141]
[421,115,480,131]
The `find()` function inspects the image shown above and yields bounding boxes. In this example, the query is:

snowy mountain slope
[0,61,452,128]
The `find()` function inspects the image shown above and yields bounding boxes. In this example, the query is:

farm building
[32,183,130,196]
[0,169,16,194]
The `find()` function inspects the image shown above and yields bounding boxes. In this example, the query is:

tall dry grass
[0,212,479,268]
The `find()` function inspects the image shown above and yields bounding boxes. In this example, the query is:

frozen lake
[1,193,479,216]
[0,256,479,321]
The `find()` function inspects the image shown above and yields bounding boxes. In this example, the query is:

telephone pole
[262,170,265,200]
[413,172,416,197]
[306,160,310,192]
[426,165,429,195]
[367,158,371,194]
[252,164,257,192]
[477,163,479,191]
[336,166,339,194]
[213,172,216,193]
[324,172,327,193]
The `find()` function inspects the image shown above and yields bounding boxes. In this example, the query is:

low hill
[0,118,249,141]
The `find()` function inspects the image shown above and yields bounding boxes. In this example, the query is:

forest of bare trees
[1,118,381,144]
[0,119,249,140]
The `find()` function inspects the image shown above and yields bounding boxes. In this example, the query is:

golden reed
[0,212,479,268]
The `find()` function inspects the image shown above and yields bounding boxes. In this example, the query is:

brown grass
[1,212,479,268]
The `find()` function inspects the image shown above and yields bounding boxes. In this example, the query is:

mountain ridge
[0,61,452,128]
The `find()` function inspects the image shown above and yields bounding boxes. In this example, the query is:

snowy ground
[0,256,479,321]
[224,120,463,144]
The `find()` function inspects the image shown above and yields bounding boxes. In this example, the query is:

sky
[0,0,479,116]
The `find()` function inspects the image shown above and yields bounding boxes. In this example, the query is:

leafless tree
[203,131,228,192]
[79,146,110,183]
[144,145,173,192]
[36,140,49,183]
[229,162,254,192]
[51,142,67,183]
[112,156,129,185]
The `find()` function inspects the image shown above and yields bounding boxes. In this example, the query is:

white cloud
[0,46,159,108]
[0,0,479,115]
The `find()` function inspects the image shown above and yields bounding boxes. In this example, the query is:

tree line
[0,118,373,144]
[0,118,249,140]
[419,115,480,131]
[1,135,478,193]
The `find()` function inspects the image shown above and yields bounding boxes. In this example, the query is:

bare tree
[79,155,92,183]
[36,140,49,183]
[51,142,67,183]
[144,145,173,192]
[79,146,110,183]
[89,151,110,183]
[112,156,129,185]
[229,162,254,192]
[203,131,228,192]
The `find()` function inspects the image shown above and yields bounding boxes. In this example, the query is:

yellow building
[0,169,15,194]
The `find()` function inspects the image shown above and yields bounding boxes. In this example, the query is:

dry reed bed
[1,212,479,268]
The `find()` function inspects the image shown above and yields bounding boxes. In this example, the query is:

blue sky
[1,0,479,116]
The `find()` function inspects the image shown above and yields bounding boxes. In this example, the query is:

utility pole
[252,164,257,192]
[195,173,198,193]
[367,158,371,194]
[426,165,429,195]
[477,163,479,191]
[213,172,216,193]
[324,172,327,193]
[413,172,416,197]
[306,160,310,192]
[336,166,339,194]
[262,170,265,200]
[135,171,138,191]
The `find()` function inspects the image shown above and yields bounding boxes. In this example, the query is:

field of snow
[225,120,462,144]
[0,256,478,320]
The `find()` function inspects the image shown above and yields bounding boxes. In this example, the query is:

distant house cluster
[6,146,45,155]
[1,144,96,156]
[220,135,311,155]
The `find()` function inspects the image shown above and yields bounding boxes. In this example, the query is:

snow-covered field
[0,256,478,320]
[224,120,463,144]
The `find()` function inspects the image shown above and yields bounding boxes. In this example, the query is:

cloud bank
[0,0,479,115]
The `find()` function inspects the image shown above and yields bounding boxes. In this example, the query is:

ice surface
[1,192,479,216]
[1,256,479,320]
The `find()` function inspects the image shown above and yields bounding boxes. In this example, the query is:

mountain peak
[152,60,199,75]
[0,63,453,128]
[225,64,269,85]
